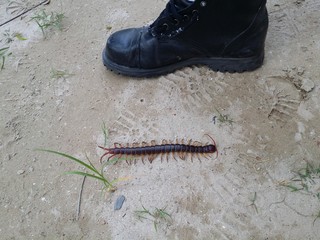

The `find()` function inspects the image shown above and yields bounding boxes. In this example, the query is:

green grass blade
[153,221,158,232]
[36,149,100,175]
[14,33,27,40]
[101,121,108,147]
[0,47,10,53]
[158,208,172,219]
[64,171,112,185]
[1,56,4,70]
[286,184,302,192]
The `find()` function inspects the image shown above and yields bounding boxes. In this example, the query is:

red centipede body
[99,135,218,164]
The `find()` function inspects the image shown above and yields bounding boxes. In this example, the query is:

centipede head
[204,134,218,158]
[98,146,112,163]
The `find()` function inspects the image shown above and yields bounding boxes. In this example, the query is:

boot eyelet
[200,1,207,7]
[162,23,169,31]
[183,15,190,22]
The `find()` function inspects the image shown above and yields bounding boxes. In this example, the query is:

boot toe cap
[104,28,142,68]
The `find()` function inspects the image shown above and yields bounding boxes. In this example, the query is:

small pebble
[114,195,126,210]
[17,170,25,175]
[301,78,315,92]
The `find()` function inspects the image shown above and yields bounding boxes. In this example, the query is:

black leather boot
[103,0,268,77]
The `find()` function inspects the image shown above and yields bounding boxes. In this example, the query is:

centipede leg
[160,153,164,163]
[173,151,178,161]
[188,139,193,162]
[148,154,156,163]
[203,152,209,160]
[178,139,186,160]
[148,140,156,163]
[114,142,122,148]
[161,139,169,162]
[141,141,148,164]
[197,153,202,163]
[160,140,165,163]
[114,153,122,164]
[171,139,178,161]
[130,142,139,165]
[179,151,186,160]
[194,141,202,163]
[126,154,133,165]
[141,155,146,164]
[169,139,175,162]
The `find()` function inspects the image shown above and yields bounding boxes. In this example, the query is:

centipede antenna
[99,147,111,163]
[98,146,109,151]
[204,134,216,147]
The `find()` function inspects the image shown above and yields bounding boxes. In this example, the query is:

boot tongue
[175,0,194,11]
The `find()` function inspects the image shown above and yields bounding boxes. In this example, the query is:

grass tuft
[31,10,65,38]
[215,108,234,126]
[280,161,320,198]
[101,121,108,148]
[248,192,258,213]
[0,47,12,70]
[50,68,74,79]
[37,149,122,192]
[135,205,172,232]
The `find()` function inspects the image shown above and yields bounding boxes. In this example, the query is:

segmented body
[99,135,218,164]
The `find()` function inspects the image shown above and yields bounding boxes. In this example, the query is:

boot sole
[102,48,264,78]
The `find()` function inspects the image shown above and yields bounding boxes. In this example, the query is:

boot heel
[206,50,265,73]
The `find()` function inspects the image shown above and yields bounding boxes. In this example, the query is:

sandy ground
[1,0,320,239]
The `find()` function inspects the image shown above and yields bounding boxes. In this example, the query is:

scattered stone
[114,195,125,210]
[300,78,315,92]
[17,170,25,175]
[99,219,107,225]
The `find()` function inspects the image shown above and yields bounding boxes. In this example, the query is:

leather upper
[104,0,268,70]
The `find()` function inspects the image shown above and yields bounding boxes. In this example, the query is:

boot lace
[149,0,200,37]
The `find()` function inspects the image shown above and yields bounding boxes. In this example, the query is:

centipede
[99,134,218,164]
